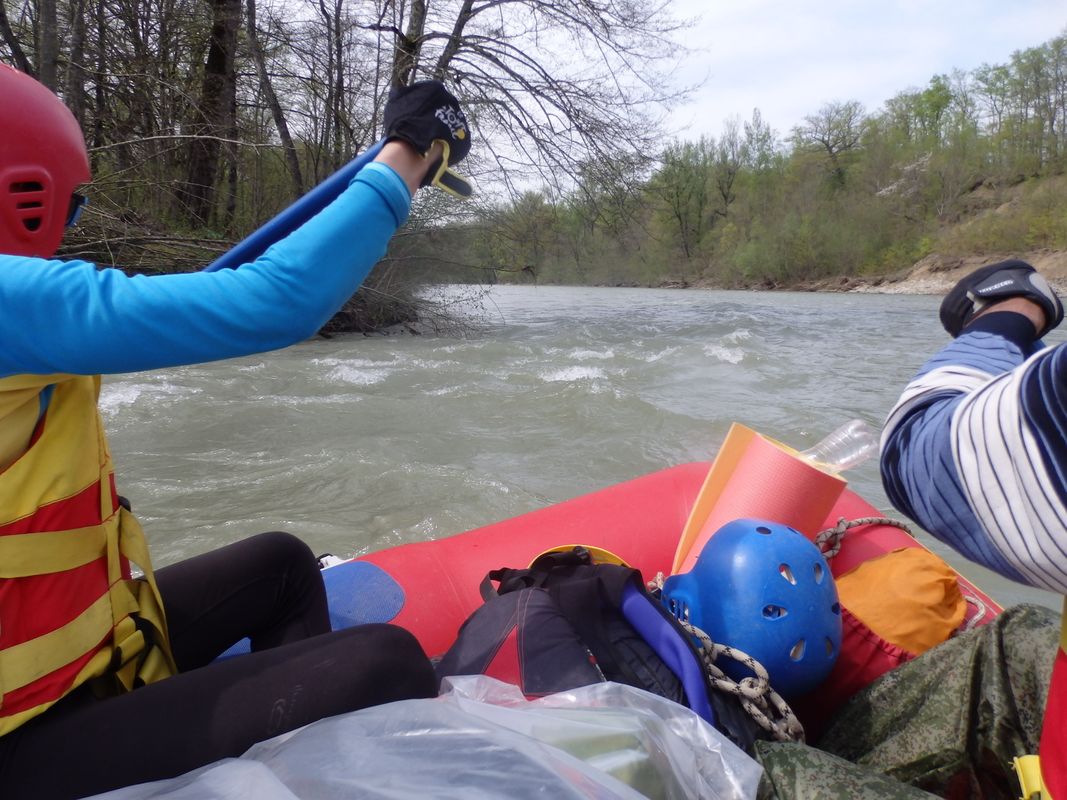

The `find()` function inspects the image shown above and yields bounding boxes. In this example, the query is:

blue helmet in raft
[661,518,842,698]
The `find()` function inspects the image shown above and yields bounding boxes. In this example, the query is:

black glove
[383,80,472,197]
[939,259,1063,338]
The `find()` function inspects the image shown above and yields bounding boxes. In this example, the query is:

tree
[246,0,302,196]
[0,1,32,73]
[1010,43,1060,171]
[37,0,58,88]
[366,0,694,195]
[63,0,88,126]
[915,75,953,144]
[178,0,242,226]
[743,108,778,172]
[794,100,866,188]
[479,191,556,278]
[648,138,713,264]
[713,118,744,219]
[973,62,1012,137]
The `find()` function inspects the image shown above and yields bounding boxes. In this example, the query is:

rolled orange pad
[672,423,847,574]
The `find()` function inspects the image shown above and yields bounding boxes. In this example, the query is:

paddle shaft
[203,139,385,272]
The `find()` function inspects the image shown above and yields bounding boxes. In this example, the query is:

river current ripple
[102,285,1061,610]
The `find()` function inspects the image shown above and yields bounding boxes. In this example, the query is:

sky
[667,0,1067,142]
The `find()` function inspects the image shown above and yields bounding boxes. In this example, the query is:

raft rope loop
[648,572,806,744]
[809,517,990,632]
[813,516,913,560]
[961,593,989,631]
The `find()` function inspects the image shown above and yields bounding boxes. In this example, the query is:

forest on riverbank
[2,0,1065,324]
[403,31,1067,291]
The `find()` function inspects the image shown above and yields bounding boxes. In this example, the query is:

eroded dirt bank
[846,250,1067,295]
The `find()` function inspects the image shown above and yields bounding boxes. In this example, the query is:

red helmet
[0,64,91,257]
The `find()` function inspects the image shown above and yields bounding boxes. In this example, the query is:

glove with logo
[383,80,472,197]
[939,259,1063,339]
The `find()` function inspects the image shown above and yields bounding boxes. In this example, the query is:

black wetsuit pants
[0,531,436,799]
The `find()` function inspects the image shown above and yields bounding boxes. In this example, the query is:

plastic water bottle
[798,419,879,474]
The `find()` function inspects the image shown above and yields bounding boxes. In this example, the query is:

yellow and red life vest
[0,374,175,736]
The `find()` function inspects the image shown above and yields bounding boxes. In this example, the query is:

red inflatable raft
[343,455,1001,734]
[356,462,1000,657]
[322,423,1004,724]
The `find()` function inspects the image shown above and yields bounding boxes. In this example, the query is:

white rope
[647,515,922,743]
[961,593,989,631]
[648,572,805,743]
[680,617,807,743]
[814,516,914,559]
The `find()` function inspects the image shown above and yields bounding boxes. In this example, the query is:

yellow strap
[0,533,147,696]
[0,591,117,693]
[529,544,630,568]
[0,507,175,704]
[116,507,153,576]
[0,573,172,699]
[1015,755,1048,800]
[111,628,146,692]
[0,524,107,577]
[0,377,105,522]
[0,648,112,736]
[107,580,175,691]
[116,508,176,682]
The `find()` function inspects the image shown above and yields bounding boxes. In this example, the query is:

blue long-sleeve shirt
[881,311,1067,594]
[0,162,411,377]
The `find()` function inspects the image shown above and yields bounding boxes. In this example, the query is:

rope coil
[680,616,807,743]
[648,571,806,743]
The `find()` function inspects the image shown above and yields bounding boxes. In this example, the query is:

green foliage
[424,30,1067,289]
[938,175,1067,254]
[647,138,714,264]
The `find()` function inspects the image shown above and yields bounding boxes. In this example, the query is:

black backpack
[434,547,761,751]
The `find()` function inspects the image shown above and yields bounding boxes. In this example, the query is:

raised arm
[0,82,469,377]
[880,260,1067,594]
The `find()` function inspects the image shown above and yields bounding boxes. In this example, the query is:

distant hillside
[405,33,1067,296]
[763,173,1067,294]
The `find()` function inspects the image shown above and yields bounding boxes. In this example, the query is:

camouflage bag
[756,604,1059,800]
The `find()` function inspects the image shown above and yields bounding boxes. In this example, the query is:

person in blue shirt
[0,63,471,799]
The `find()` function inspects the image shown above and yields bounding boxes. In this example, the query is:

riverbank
[665,250,1067,296]
[836,249,1067,295]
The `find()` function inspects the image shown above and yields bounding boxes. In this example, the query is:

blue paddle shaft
[203,139,386,272]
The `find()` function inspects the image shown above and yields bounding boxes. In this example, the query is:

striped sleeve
[881,314,1067,594]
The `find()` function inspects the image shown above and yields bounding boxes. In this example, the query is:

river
[101,285,1062,611]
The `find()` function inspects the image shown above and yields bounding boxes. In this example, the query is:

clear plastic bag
[92,676,762,800]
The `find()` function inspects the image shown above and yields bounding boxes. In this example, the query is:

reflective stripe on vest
[0,375,175,735]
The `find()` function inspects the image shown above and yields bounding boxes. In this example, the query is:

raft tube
[351,462,1001,659]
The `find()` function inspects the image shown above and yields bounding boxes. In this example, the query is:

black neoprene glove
[939,259,1063,339]
[383,80,472,197]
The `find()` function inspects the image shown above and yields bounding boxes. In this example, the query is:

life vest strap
[0,522,108,577]
[0,510,175,703]
[113,508,175,685]
[0,589,117,696]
